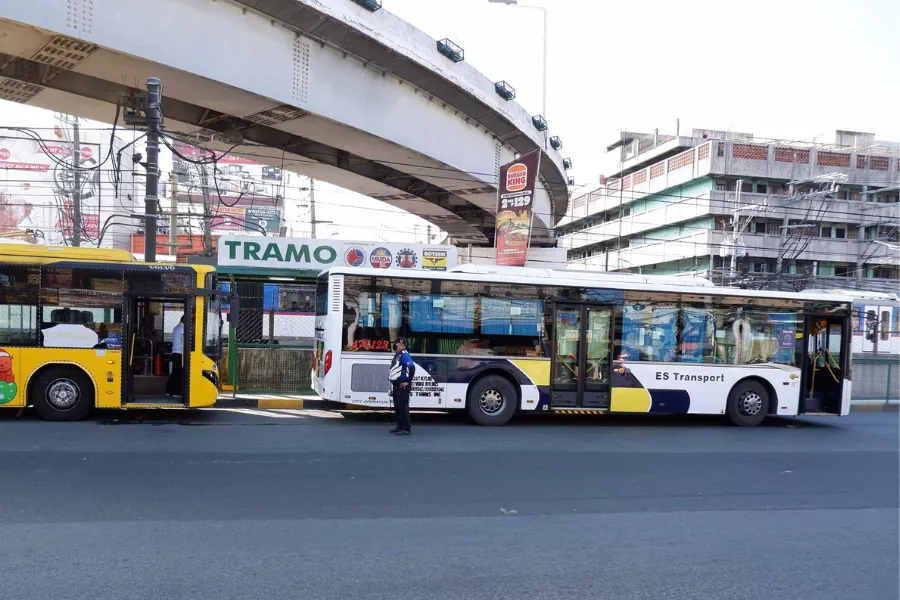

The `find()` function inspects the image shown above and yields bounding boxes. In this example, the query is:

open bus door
[122,293,194,405]
[800,314,851,415]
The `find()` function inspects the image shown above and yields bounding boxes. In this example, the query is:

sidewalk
[848,400,899,413]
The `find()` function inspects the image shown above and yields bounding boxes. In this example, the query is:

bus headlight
[202,369,219,387]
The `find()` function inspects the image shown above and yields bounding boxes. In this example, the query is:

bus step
[552,408,607,415]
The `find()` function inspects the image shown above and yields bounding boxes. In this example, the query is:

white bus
[312,265,852,426]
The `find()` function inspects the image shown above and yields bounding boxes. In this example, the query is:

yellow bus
[0,244,222,420]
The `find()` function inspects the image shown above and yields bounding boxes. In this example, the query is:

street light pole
[489,0,547,120]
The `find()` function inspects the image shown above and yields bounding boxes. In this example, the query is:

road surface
[1,408,897,600]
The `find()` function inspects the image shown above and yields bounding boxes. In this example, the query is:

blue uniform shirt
[389,349,415,383]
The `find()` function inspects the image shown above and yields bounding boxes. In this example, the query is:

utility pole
[729,179,743,278]
[71,116,82,247]
[775,152,799,276]
[856,155,870,280]
[309,177,317,238]
[427,224,432,243]
[196,164,213,255]
[169,170,178,254]
[144,77,162,262]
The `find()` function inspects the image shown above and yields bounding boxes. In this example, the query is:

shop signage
[495,150,540,267]
[218,235,459,272]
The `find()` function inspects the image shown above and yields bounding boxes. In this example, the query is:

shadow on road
[336,409,842,430]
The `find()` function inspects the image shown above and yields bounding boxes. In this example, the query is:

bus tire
[726,380,769,427]
[467,375,517,426]
[31,367,95,422]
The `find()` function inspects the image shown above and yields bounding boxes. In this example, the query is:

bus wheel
[32,367,94,422]
[726,380,769,427]
[467,376,517,426]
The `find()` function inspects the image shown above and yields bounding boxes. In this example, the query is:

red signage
[57,201,100,238]
[495,150,540,267]
[0,161,50,172]
[173,141,258,165]
[0,148,9,161]
[80,146,93,160]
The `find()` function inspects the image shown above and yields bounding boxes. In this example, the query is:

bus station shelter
[194,235,458,393]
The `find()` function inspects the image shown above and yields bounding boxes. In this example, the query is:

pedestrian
[389,337,415,435]
[166,315,185,397]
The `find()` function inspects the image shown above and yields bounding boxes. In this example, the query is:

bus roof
[321,264,854,305]
[0,243,136,264]
[0,243,214,274]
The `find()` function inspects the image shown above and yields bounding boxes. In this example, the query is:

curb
[215,395,328,410]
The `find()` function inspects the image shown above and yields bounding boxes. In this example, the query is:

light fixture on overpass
[550,136,562,150]
[567,177,574,186]
[532,115,548,131]
[563,158,572,170]
[494,80,516,101]
[437,38,465,63]
[350,0,381,11]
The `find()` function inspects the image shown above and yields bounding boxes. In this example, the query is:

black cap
[392,338,406,346]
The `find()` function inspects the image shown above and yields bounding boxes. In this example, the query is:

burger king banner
[495,150,541,267]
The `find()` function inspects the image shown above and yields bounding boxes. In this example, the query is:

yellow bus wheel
[31,367,95,422]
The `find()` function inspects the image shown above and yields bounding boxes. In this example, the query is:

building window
[756,183,767,194]
[716,182,727,191]
[821,226,832,238]
[766,221,780,235]
[847,227,859,240]
[834,265,851,277]
[741,182,752,193]
[753,221,767,234]
[835,228,846,239]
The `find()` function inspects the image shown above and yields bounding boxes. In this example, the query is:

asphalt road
[1,408,897,600]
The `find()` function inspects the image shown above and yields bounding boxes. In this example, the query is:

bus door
[800,314,849,415]
[550,304,613,409]
[123,293,194,405]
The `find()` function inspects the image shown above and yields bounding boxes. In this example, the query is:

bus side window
[0,266,40,347]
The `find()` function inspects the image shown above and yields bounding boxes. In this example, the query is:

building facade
[0,129,137,249]
[558,129,899,294]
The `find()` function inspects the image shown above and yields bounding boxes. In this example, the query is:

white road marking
[208,408,304,419]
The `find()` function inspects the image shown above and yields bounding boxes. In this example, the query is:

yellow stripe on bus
[509,359,551,386]
[610,387,652,413]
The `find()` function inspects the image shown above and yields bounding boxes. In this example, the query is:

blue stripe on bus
[648,389,691,414]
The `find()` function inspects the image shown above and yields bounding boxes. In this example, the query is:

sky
[2,0,898,242]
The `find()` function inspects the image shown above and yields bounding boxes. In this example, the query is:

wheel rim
[480,388,505,415]
[738,390,763,416]
[46,378,81,411]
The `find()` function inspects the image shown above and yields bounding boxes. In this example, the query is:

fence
[851,355,899,402]
[221,281,316,392]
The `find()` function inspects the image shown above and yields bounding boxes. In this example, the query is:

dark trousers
[166,354,183,396]
[392,383,411,431]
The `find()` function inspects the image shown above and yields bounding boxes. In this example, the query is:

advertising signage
[218,235,459,273]
[494,150,540,267]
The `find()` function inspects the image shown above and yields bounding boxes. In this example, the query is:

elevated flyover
[0,0,570,244]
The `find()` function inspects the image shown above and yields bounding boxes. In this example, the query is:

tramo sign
[218,235,458,272]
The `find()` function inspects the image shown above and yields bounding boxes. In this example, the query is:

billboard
[495,150,540,267]
[218,235,459,272]
[0,135,109,245]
